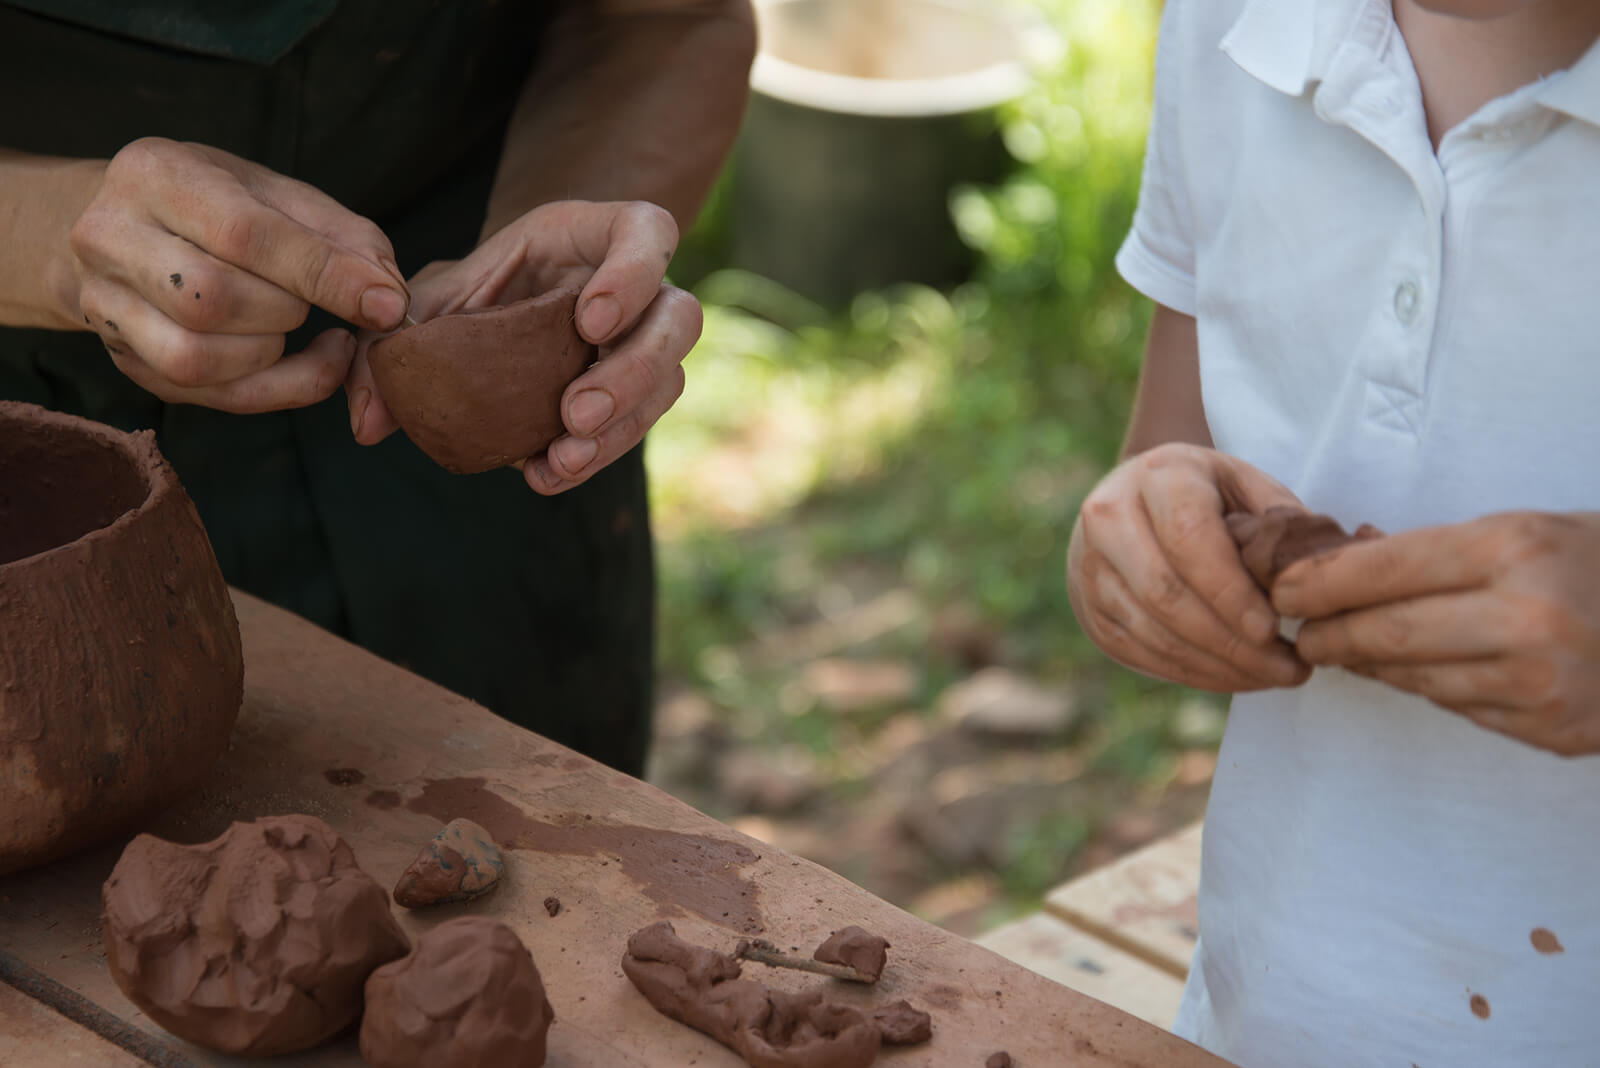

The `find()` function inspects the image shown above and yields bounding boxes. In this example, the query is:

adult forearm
[0,149,104,330]
[483,0,757,238]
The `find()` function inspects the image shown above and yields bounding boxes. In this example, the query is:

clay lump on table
[393,816,505,908]
[101,814,409,1056]
[361,915,556,1068]
[812,926,890,983]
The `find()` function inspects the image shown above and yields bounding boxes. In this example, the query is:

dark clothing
[0,0,657,775]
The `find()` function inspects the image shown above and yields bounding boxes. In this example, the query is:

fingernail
[527,458,558,490]
[568,390,614,435]
[580,295,622,340]
[552,435,598,475]
[360,286,407,330]
[350,388,370,439]
[1243,608,1278,642]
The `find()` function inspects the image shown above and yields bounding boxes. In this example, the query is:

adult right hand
[67,137,409,412]
[1067,443,1313,693]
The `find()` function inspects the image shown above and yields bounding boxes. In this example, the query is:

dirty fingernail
[527,458,559,491]
[568,390,614,435]
[553,435,598,475]
[580,295,622,340]
[350,388,370,439]
[360,286,407,330]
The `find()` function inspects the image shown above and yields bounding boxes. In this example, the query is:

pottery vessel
[0,402,243,874]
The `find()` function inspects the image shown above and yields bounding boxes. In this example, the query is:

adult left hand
[344,199,700,494]
[1274,512,1600,756]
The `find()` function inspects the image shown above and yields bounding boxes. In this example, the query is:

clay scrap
[986,1053,1013,1068]
[393,817,505,908]
[1225,507,1379,591]
[813,927,889,983]
[871,1000,932,1045]
[361,915,555,1068]
[368,288,596,474]
[101,815,409,1056]
[623,921,882,1068]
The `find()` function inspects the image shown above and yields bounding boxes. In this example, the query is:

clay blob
[360,916,555,1068]
[367,288,596,475]
[622,921,882,1068]
[544,896,562,917]
[1224,507,1378,591]
[871,1000,932,1045]
[813,927,890,983]
[101,815,409,1056]
[0,402,242,875]
[393,817,505,908]
[986,1053,1013,1068]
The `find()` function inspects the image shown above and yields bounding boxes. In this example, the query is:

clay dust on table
[408,777,765,934]
[101,815,408,1057]
[361,915,554,1068]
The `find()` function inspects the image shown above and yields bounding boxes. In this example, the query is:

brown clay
[544,896,562,917]
[360,916,555,1068]
[813,927,889,983]
[1531,927,1564,954]
[101,815,409,1056]
[367,289,596,474]
[622,921,882,1068]
[1224,507,1378,591]
[393,817,505,908]
[0,402,242,875]
[986,1053,1013,1068]
[872,1000,931,1045]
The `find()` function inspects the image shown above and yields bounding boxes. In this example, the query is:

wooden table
[0,593,1229,1067]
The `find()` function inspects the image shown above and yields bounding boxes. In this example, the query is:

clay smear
[361,916,555,1068]
[368,288,595,474]
[101,815,408,1056]
[1530,927,1564,954]
[1224,507,1379,591]
[871,1000,932,1045]
[408,777,764,933]
[986,1053,1013,1068]
[623,921,881,1068]
[393,817,505,908]
[813,927,890,983]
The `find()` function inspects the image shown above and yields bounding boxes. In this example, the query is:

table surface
[0,592,1229,1067]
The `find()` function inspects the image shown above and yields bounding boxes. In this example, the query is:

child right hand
[1067,443,1313,693]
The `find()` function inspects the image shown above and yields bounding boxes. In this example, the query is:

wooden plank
[0,979,149,1067]
[0,592,1232,1068]
[975,913,1186,1029]
[1044,822,1204,980]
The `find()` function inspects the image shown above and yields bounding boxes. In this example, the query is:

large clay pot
[0,402,243,874]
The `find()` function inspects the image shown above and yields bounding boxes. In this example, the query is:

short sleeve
[1115,0,1198,316]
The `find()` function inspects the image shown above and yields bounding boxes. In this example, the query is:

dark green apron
[0,0,656,775]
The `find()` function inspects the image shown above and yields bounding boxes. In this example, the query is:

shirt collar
[1222,0,1600,129]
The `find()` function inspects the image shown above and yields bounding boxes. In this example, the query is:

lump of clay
[393,817,505,908]
[101,815,409,1056]
[872,1000,931,1045]
[986,1053,1013,1068]
[622,921,881,1068]
[360,916,555,1068]
[368,288,596,474]
[813,926,889,983]
[1225,507,1379,591]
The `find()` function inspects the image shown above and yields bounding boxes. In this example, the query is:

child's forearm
[1120,304,1212,458]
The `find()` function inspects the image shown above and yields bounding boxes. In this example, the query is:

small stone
[939,667,1075,737]
[393,818,504,909]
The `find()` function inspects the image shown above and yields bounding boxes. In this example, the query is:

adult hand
[1068,443,1313,692]
[345,200,699,495]
[68,138,409,412]
[1278,511,1600,756]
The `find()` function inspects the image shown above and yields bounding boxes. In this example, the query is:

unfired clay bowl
[0,402,243,874]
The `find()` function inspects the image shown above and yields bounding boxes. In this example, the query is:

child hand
[1277,512,1600,756]
[1068,443,1313,692]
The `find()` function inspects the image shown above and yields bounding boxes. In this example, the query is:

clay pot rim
[0,401,167,573]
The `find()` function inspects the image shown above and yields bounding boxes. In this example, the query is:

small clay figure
[101,815,409,1056]
[623,921,882,1068]
[813,926,890,983]
[393,817,505,908]
[871,1000,932,1045]
[1225,507,1379,591]
[360,916,555,1068]
[368,288,597,474]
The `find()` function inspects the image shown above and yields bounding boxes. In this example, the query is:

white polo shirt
[1115,0,1600,1065]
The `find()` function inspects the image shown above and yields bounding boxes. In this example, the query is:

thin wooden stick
[733,939,875,983]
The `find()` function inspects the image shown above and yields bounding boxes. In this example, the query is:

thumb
[1216,454,1304,516]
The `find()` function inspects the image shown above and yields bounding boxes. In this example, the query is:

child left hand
[1273,512,1600,757]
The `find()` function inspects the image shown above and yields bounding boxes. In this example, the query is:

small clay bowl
[0,402,243,874]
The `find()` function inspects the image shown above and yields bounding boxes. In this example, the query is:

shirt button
[1393,280,1420,325]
